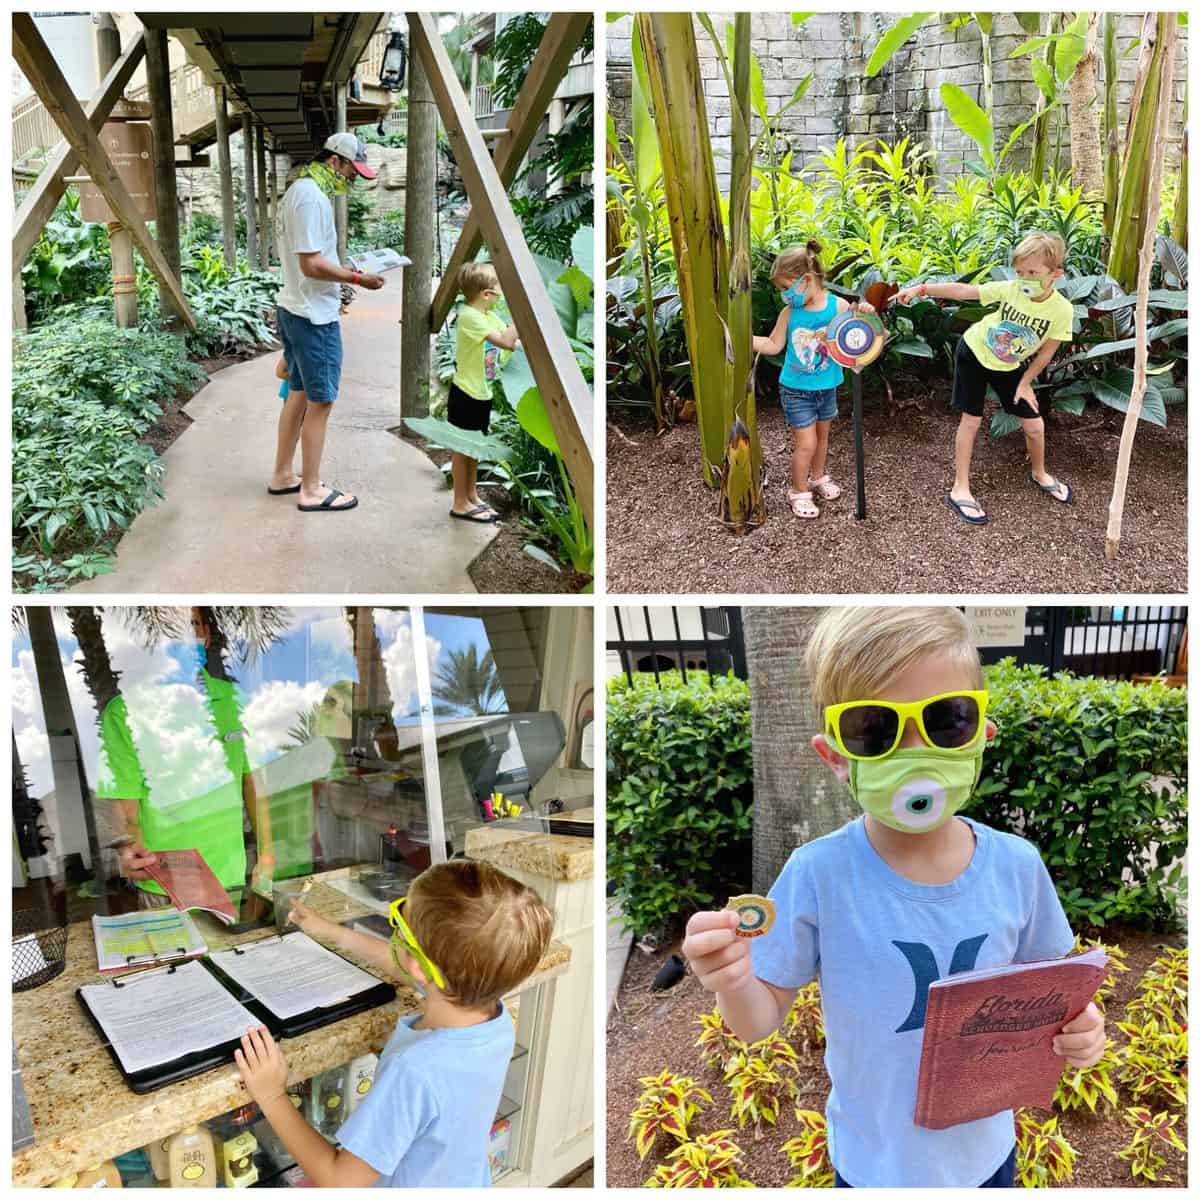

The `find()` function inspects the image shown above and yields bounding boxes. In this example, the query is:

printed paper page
[209,931,380,1019]
[93,909,207,971]
[81,960,260,1075]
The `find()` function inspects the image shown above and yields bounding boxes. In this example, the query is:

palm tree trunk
[1102,12,1120,237]
[1068,14,1104,198]
[1106,17,1177,559]
[1109,14,1173,291]
[743,607,858,893]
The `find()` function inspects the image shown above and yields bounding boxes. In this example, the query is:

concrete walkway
[606,898,634,1017]
[73,283,495,593]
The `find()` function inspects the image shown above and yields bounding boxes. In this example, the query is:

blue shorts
[276,306,343,403]
[780,384,838,430]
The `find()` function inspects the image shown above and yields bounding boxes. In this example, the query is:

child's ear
[985,718,998,742]
[812,733,850,783]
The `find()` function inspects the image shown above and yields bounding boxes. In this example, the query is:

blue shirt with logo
[751,815,1073,1187]
[779,291,845,392]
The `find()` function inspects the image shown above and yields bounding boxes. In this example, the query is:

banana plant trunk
[1102,13,1119,237]
[637,12,731,486]
[1068,14,1104,199]
[1030,15,1055,184]
[1172,93,1188,249]
[1109,13,1173,292]
[1106,16,1176,560]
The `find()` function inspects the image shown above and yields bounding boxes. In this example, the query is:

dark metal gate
[607,606,748,685]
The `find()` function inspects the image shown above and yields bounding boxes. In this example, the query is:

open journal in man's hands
[914,947,1108,1129]
[143,849,237,925]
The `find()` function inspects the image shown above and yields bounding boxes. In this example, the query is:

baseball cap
[322,131,377,179]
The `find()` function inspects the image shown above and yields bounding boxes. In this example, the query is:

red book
[914,947,1107,1129]
[143,848,237,925]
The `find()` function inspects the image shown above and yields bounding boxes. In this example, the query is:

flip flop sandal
[787,489,820,519]
[946,493,988,525]
[268,479,324,495]
[450,504,499,524]
[298,488,358,513]
[809,474,842,500]
[1028,470,1074,505]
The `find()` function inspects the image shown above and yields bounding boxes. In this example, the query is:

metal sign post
[852,369,866,520]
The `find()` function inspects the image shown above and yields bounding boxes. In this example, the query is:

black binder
[77,946,396,1094]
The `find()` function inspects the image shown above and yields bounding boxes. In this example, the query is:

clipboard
[76,963,271,1095]
[203,935,396,1039]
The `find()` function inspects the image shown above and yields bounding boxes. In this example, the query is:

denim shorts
[276,306,343,403]
[780,384,838,430]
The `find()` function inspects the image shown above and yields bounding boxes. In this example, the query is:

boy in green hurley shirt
[447,262,519,524]
[892,232,1076,526]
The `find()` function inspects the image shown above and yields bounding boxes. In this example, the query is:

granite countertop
[12,868,569,1188]
[465,825,594,882]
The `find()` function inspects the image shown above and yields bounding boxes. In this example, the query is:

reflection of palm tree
[118,607,293,677]
[283,704,323,751]
[431,646,504,716]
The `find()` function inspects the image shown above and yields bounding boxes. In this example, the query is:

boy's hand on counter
[235,1026,289,1106]
[286,897,330,936]
[682,910,754,995]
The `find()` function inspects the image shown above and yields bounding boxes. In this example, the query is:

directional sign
[79,122,156,223]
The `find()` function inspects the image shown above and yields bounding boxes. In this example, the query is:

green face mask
[847,744,984,833]
[304,160,349,198]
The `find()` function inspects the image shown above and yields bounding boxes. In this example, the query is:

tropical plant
[1053,1042,1121,1115]
[781,1109,834,1187]
[1115,1107,1188,1183]
[1117,1013,1188,1109]
[430,645,504,715]
[20,192,113,322]
[696,1007,745,1073]
[724,1036,800,1134]
[1124,946,1188,1025]
[628,1069,712,1159]
[644,1129,752,1188]
[784,981,825,1054]
[1070,935,1130,1012]
[1014,1109,1078,1186]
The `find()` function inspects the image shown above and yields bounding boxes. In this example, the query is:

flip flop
[298,488,358,513]
[450,504,499,524]
[1028,470,1074,505]
[946,493,988,525]
[267,483,300,495]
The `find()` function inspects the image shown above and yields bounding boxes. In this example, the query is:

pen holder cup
[272,879,310,933]
[12,883,68,992]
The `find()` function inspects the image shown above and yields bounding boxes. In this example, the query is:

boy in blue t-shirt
[683,606,1106,1188]
[236,859,554,1187]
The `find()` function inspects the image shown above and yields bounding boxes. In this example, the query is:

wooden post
[1105,18,1177,560]
[430,12,590,332]
[409,13,593,528]
[255,123,269,268]
[96,16,137,329]
[14,275,28,332]
[12,14,195,328]
[242,113,258,265]
[214,85,237,269]
[401,44,437,418]
[144,25,183,325]
[335,84,348,262]
[12,35,146,278]
[268,150,278,266]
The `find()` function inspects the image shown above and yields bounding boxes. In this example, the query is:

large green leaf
[631,24,659,188]
[403,416,513,462]
[1015,13,1044,35]
[500,346,536,408]
[1090,369,1167,426]
[940,83,994,170]
[890,337,933,358]
[557,227,595,312]
[865,13,932,78]
[998,100,1059,165]
[1030,57,1057,102]
[516,387,560,455]
[1054,14,1090,84]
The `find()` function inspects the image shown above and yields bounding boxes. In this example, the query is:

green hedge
[968,659,1188,931]
[607,672,753,937]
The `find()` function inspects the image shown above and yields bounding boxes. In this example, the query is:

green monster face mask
[847,744,985,833]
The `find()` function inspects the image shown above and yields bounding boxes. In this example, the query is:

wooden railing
[127,61,212,139]
[473,84,494,118]
[12,92,63,163]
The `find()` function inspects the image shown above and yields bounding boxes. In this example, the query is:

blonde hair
[770,239,826,289]
[459,261,499,301]
[805,606,984,718]
[405,859,553,1010]
[1012,232,1066,272]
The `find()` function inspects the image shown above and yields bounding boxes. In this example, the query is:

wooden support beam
[12,33,145,274]
[255,124,269,268]
[144,26,183,323]
[409,13,593,529]
[12,14,195,329]
[430,12,591,331]
[242,113,258,265]
[401,43,436,418]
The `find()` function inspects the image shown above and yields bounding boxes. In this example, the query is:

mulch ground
[606,920,1186,1188]
[398,429,590,594]
[606,385,1187,594]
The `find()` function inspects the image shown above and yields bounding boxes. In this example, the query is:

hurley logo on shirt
[960,988,1069,1036]
[892,934,988,1032]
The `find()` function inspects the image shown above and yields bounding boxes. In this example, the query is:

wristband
[351,271,361,286]
[918,283,928,297]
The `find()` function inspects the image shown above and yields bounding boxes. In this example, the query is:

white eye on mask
[1018,278,1050,298]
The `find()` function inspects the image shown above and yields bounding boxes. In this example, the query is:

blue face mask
[782,279,808,309]
[185,641,208,675]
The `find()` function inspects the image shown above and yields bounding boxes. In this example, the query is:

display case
[11,606,593,1187]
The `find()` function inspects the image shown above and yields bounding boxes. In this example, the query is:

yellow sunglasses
[388,896,445,990]
[824,690,989,762]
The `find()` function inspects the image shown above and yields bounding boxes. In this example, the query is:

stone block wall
[608,13,1187,192]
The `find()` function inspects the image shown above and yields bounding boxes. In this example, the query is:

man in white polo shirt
[271,132,385,514]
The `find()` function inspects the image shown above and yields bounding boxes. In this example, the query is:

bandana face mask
[304,160,350,198]
[847,744,985,833]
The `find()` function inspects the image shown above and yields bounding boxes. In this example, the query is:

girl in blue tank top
[753,240,875,520]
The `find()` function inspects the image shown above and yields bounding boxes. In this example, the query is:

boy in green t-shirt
[892,233,1076,525]
[447,262,519,524]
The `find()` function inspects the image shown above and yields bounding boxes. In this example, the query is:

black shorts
[951,338,1039,420]
[447,382,493,433]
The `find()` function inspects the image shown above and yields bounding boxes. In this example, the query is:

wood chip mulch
[606,919,1186,1188]
[606,391,1187,594]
